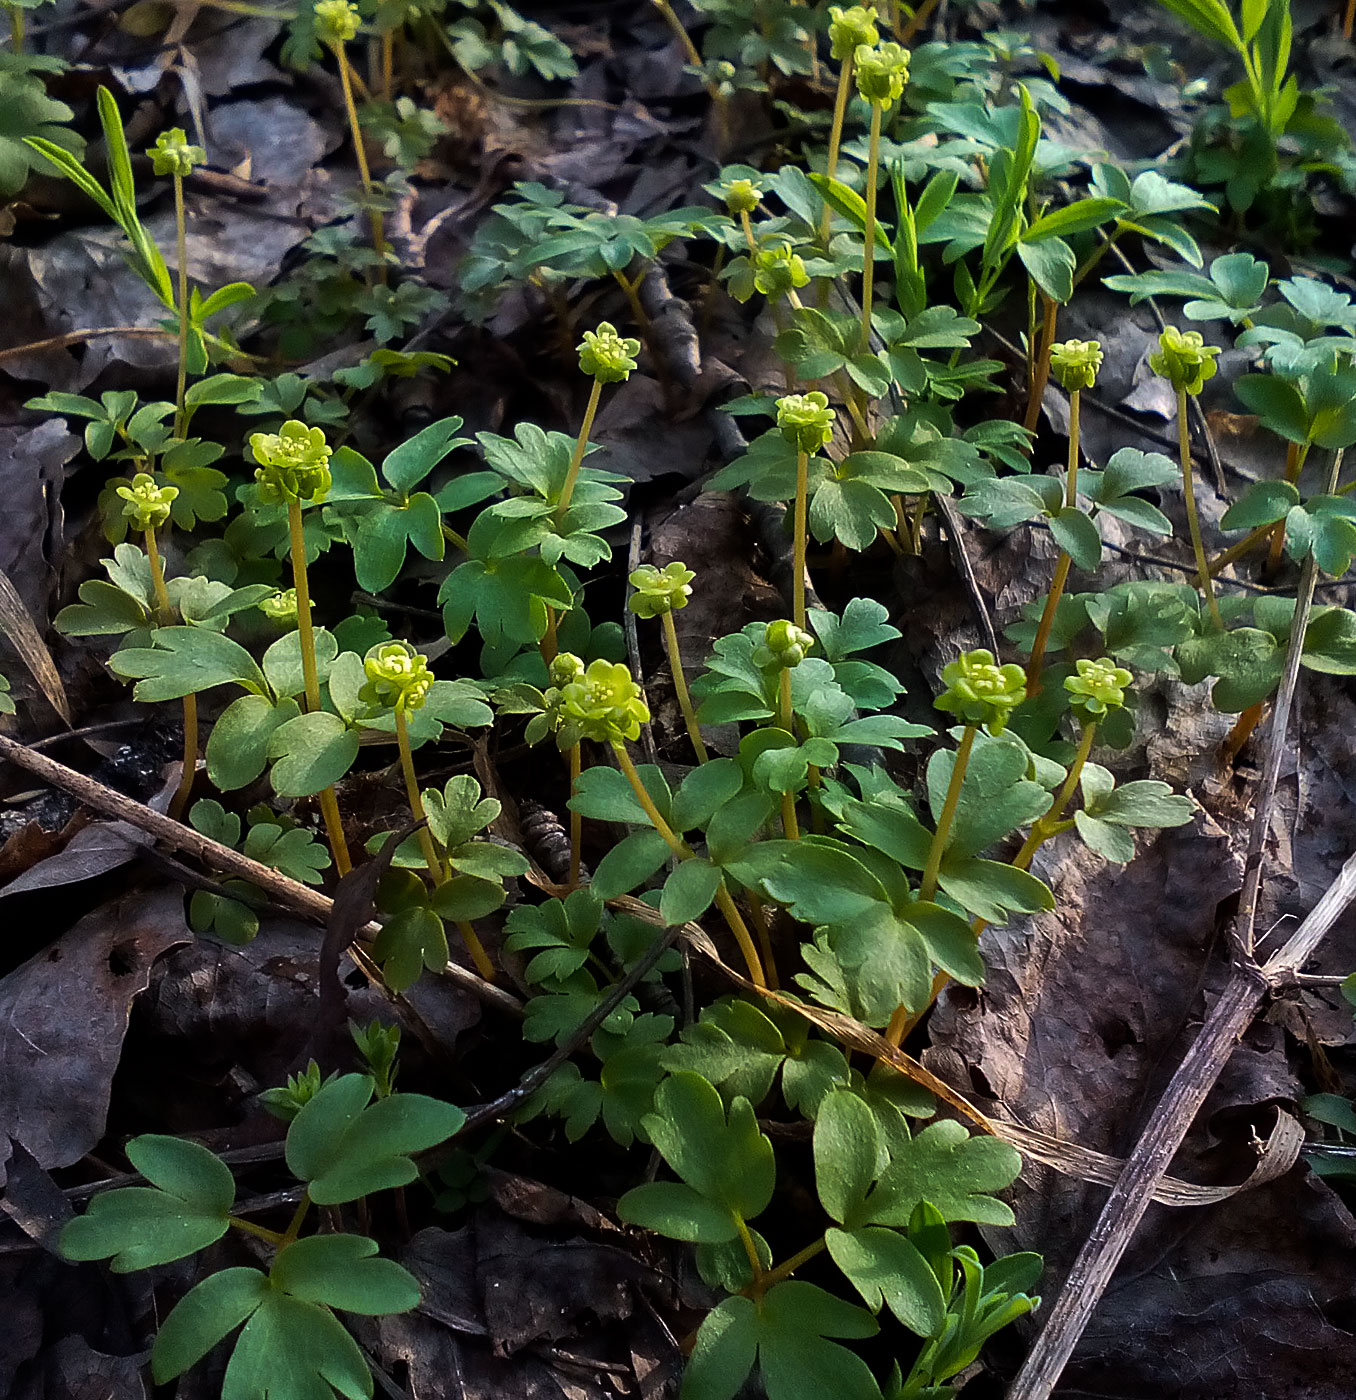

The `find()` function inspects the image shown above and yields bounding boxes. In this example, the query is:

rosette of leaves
[324,417,472,592]
[187,800,331,945]
[60,1073,464,1400]
[711,421,934,552]
[959,447,1180,574]
[365,775,529,991]
[437,421,627,653]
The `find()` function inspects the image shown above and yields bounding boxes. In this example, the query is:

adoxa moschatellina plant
[776,391,837,630]
[819,5,881,247]
[628,560,706,763]
[248,420,352,874]
[117,473,198,818]
[1025,338,1102,691]
[360,640,498,981]
[1151,325,1223,629]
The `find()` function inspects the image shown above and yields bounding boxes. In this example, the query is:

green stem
[660,608,708,763]
[1025,387,1081,692]
[279,1192,311,1248]
[858,101,883,355]
[779,664,801,840]
[568,741,583,887]
[395,707,444,880]
[793,449,809,629]
[287,499,352,876]
[229,1216,287,1246]
[1177,386,1222,629]
[1009,720,1097,873]
[612,742,765,986]
[1266,439,1309,572]
[145,526,198,818]
[1023,292,1058,435]
[331,39,388,279]
[817,57,855,246]
[919,725,976,903]
[7,1,22,52]
[736,1216,765,1289]
[172,173,190,440]
[556,377,603,522]
[754,1235,827,1293]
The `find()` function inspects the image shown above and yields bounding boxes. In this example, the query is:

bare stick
[0,732,520,1015]
[1007,451,1349,1400]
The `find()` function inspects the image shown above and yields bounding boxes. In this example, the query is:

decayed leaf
[0,888,190,1183]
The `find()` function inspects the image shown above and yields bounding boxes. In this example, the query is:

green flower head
[578,322,640,383]
[752,242,810,299]
[249,420,333,504]
[1149,326,1219,396]
[854,40,910,107]
[755,619,815,670]
[259,588,298,625]
[361,641,434,712]
[828,5,879,60]
[314,0,359,43]
[548,651,586,688]
[1050,338,1103,393]
[720,177,763,215]
[116,473,178,532]
[935,648,1027,733]
[147,129,206,178]
[554,659,650,746]
[1064,656,1132,721]
[776,391,835,454]
[629,561,695,619]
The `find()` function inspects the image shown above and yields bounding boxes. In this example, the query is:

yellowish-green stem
[898,0,941,43]
[1177,387,1222,628]
[1023,294,1059,435]
[793,449,809,629]
[229,1216,286,1246]
[751,1236,827,1295]
[612,742,766,986]
[279,1192,311,1248]
[331,39,388,280]
[817,57,855,246]
[1267,440,1309,573]
[1026,388,1081,692]
[919,724,976,903]
[568,741,583,888]
[858,101,883,356]
[172,174,190,441]
[660,608,708,763]
[395,707,444,879]
[380,27,393,100]
[288,499,352,876]
[556,377,603,522]
[145,526,198,819]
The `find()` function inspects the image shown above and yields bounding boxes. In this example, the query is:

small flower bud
[147,128,206,178]
[116,473,178,532]
[1049,339,1103,393]
[1149,326,1219,397]
[249,420,333,504]
[755,619,815,670]
[854,40,910,107]
[314,0,359,43]
[935,648,1027,734]
[1064,656,1132,722]
[776,391,835,455]
[752,243,810,299]
[259,588,299,625]
[720,176,763,215]
[548,651,586,688]
[629,561,696,619]
[361,641,434,712]
[578,322,640,383]
[828,4,879,60]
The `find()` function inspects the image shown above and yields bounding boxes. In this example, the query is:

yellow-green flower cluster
[259,588,298,625]
[578,323,640,383]
[548,658,650,746]
[361,641,434,712]
[854,41,910,107]
[720,177,763,215]
[776,391,835,454]
[628,562,695,619]
[828,5,878,60]
[1149,326,1219,396]
[755,620,815,670]
[752,243,810,299]
[935,648,1027,733]
[249,421,333,504]
[1050,339,1103,393]
[117,473,178,532]
[147,129,206,178]
[314,0,359,43]
[1064,657,1132,721]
